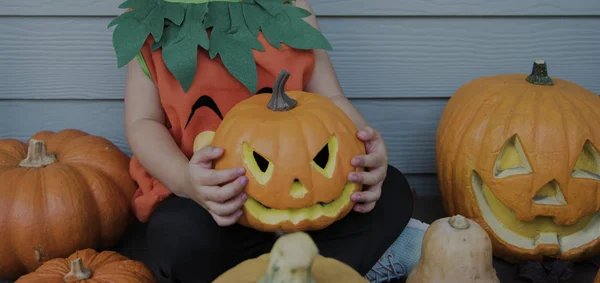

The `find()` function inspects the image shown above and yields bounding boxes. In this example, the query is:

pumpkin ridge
[449,82,513,214]
[291,114,314,200]
[44,164,102,252]
[67,163,131,248]
[301,107,349,188]
[479,83,532,182]
[0,168,27,277]
[66,160,131,201]
[437,78,496,212]
[478,85,534,217]
[438,77,495,146]
[90,261,158,281]
[550,90,573,178]
[559,89,595,145]
[563,87,600,142]
[0,140,27,168]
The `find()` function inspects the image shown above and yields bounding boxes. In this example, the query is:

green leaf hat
[109,0,332,93]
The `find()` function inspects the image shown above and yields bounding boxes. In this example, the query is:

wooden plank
[1,17,599,100]
[0,98,447,174]
[1,0,599,16]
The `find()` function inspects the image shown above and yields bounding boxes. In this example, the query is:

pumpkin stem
[18,139,56,168]
[526,60,554,86]
[267,69,297,112]
[448,215,470,230]
[63,258,92,281]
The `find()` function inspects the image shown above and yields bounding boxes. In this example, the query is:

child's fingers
[206,192,247,217]
[189,146,224,165]
[353,202,376,213]
[351,186,382,203]
[348,168,385,186]
[201,167,246,186]
[206,176,247,202]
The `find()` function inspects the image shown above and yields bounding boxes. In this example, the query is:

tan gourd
[214,232,368,283]
[407,215,500,283]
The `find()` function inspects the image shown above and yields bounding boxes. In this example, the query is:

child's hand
[186,146,248,226]
[349,126,388,213]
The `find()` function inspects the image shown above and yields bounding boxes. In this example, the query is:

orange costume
[109,0,332,222]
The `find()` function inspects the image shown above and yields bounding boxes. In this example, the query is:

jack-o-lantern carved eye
[311,136,338,178]
[572,140,600,180]
[494,135,533,178]
[242,142,274,185]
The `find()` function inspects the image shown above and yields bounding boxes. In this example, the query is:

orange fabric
[130,32,316,222]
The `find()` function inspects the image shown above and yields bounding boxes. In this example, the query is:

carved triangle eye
[572,140,600,180]
[494,135,533,178]
[533,180,567,206]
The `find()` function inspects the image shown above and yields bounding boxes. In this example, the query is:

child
[111,0,428,282]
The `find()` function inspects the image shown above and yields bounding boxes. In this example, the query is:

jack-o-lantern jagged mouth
[243,181,356,225]
[472,171,600,253]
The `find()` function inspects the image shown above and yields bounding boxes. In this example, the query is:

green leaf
[255,0,288,16]
[118,0,147,9]
[163,2,186,25]
[157,4,210,92]
[112,16,152,67]
[208,2,265,92]
[261,5,331,50]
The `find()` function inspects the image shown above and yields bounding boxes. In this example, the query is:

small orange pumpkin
[15,249,156,283]
[198,70,366,232]
[436,60,600,263]
[0,129,137,279]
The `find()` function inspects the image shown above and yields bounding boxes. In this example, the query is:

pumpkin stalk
[526,60,554,86]
[448,214,470,230]
[18,139,56,168]
[267,69,297,111]
[63,258,92,281]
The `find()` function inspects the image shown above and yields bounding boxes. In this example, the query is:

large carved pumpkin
[436,60,600,263]
[15,249,155,283]
[194,70,365,232]
[0,129,137,280]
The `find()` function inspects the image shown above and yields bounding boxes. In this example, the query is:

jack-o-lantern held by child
[437,60,600,263]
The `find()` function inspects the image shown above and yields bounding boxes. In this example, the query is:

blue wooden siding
[1,0,599,196]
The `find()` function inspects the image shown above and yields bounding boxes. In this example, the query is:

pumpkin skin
[406,215,500,283]
[0,129,137,280]
[214,232,368,283]
[436,60,600,263]
[203,70,365,232]
[15,248,156,283]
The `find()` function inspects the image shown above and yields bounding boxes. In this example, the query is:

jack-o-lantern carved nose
[290,179,308,199]
[532,180,566,206]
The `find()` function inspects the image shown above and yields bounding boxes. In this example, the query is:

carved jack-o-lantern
[194,70,365,232]
[436,60,600,263]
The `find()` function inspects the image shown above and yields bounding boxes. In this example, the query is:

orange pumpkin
[15,249,156,283]
[0,129,137,280]
[195,70,365,232]
[436,60,600,263]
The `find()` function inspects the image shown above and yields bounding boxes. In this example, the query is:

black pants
[146,165,414,282]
